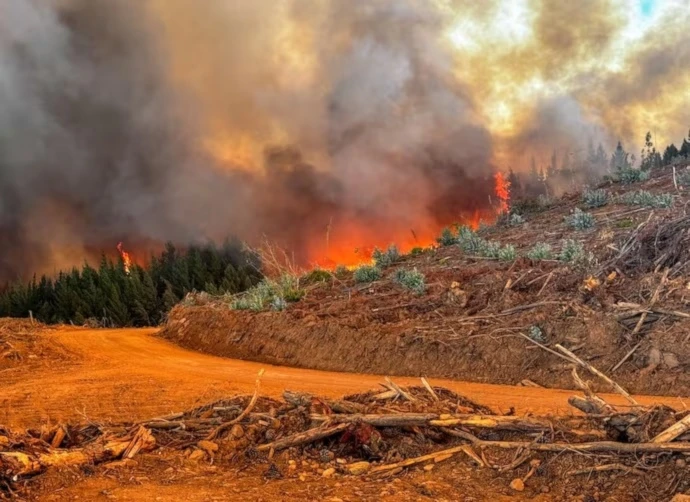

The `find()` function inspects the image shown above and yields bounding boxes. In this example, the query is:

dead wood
[652,413,690,443]
[206,369,264,440]
[310,413,552,431]
[555,344,639,406]
[370,444,484,474]
[566,463,647,476]
[257,423,349,452]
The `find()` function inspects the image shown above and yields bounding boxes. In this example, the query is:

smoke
[0,0,689,279]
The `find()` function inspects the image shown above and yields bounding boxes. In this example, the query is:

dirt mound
[4,380,690,501]
[162,165,690,397]
[0,319,72,373]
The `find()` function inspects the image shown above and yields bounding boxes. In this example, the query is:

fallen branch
[370,444,484,474]
[257,423,349,452]
[652,413,690,443]
[206,369,264,440]
[566,463,646,476]
[310,413,553,431]
[555,344,639,406]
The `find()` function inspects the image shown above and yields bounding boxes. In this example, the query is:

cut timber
[370,444,484,474]
[310,413,552,431]
[257,423,349,452]
[652,413,690,443]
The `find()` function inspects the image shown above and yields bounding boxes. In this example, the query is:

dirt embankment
[162,167,690,397]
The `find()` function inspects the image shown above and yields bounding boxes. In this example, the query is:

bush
[565,208,595,230]
[582,189,609,208]
[392,268,425,294]
[509,213,525,226]
[527,242,553,260]
[497,244,517,261]
[409,247,424,256]
[677,168,690,187]
[231,274,304,311]
[528,325,546,343]
[558,239,589,263]
[353,265,382,283]
[436,227,457,247]
[618,167,649,184]
[334,265,349,278]
[457,226,487,254]
[373,244,400,268]
[302,268,332,284]
[619,190,673,208]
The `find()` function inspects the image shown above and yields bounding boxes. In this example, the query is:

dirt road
[2,328,686,429]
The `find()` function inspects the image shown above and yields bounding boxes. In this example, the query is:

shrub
[409,247,424,256]
[497,244,517,261]
[527,242,553,260]
[677,168,690,187]
[618,167,649,184]
[558,239,589,263]
[582,189,609,208]
[619,190,673,208]
[509,213,525,226]
[457,226,487,254]
[436,227,457,247]
[231,274,304,311]
[565,208,595,230]
[392,268,425,294]
[373,244,400,268]
[528,325,546,343]
[334,265,348,278]
[353,265,382,283]
[302,268,332,284]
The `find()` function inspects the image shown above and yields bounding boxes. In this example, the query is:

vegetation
[373,245,400,269]
[527,242,553,260]
[619,190,673,208]
[0,241,261,327]
[617,166,649,184]
[565,208,595,230]
[582,189,609,208]
[392,268,425,294]
[232,274,303,311]
[508,213,525,226]
[353,265,382,283]
[436,227,457,247]
[302,268,332,284]
[409,247,424,256]
[334,265,349,278]
[559,239,589,264]
[528,325,546,343]
[497,244,517,261]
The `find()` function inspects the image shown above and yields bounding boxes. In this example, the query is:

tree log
[652,413,690,443]
[257,423,349,452]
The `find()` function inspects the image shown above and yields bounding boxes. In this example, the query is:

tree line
[0,241,262,327]
[506,129,690,199]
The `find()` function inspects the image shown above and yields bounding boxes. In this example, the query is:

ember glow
[0,0,689,279]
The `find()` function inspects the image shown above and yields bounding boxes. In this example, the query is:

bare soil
[162,165,690,397]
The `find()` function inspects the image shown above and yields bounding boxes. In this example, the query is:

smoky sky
[0,0,688,280]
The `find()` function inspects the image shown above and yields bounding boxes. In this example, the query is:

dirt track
[2,327,686,430]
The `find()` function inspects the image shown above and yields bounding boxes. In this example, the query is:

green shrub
[677,168,690,187]
[353,265,382,283]
[558,239,589,263]
[457,226,487,254]
[619,190,672,208]
[334,265,349,278]
[302,268,332,284]
[497,244,517,261]
[373,244,400,268]
[582,189,609,208]
[615,218,634,229]
[509,213,525,226]
[409,247,424,256]
[527,242,553,260]
[436,227,457,247]
[565,208,595,230]
[618,167,649,184]
[528,325,546,343]
[231,274,304,311]
[392,268,425,294]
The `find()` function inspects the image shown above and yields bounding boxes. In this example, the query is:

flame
[117,242,133,275]
[494,172,510,214]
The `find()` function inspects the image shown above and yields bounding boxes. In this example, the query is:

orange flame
[494,172,510,214]
[117,242,133,275]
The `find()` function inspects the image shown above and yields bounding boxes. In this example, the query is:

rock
[197,440,219,454]
[423,464,434,472]
[676,458,687,468]
[336,458,347,465]
[347,461,371,475]
[663,352,680,369]
[0,436,10,449]
[189,449,206,461]
[648,347,662,366]
[510,479,525,492]
[322,467,336,478]
[230,424,244,439]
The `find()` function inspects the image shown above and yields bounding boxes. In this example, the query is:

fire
[494,172,510,214]
[117,242,133,275]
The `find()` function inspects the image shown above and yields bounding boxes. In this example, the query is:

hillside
[163,162,690,397]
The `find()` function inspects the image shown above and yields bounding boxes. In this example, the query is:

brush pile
[3,366,690,498]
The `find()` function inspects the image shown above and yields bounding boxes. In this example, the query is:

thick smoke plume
[0,0,689,280]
